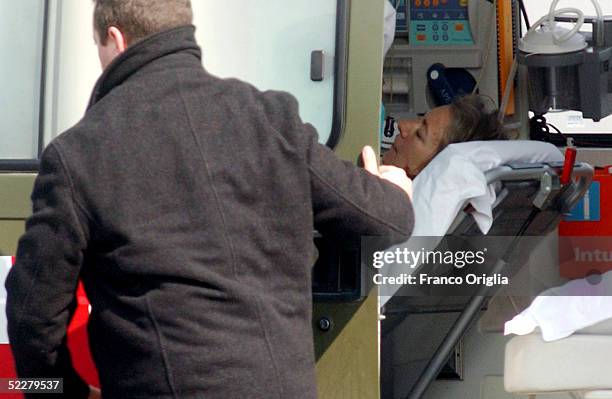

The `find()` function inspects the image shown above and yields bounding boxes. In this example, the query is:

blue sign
[564,181,601,222]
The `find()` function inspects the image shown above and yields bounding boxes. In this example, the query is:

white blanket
[380,140,564,308]
[505,272,612,341]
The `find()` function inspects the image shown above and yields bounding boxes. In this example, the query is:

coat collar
[88,25,201,108]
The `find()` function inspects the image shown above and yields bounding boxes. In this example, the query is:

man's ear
[107,26,128,54]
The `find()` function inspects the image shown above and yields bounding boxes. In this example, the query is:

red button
[455,23,464,31]
[417,34,427,41]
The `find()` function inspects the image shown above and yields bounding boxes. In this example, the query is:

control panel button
[442,34,449,41]
[417,34,427,41]
[460,0,468,6]
[423,0,430,7]
[455,23,465,31]
[433,0,440,6]
[432,24,439,31]
[442,24,449,31]
[433,34,439,41]
[415,0,422,6]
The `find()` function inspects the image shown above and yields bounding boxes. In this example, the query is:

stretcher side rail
[448,162,593,236]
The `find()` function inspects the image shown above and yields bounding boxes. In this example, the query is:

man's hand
[362,146,413,200]
[88,385,101,399]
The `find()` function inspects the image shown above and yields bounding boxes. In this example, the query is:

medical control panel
[384,0,508,119]
[409,0,474,46]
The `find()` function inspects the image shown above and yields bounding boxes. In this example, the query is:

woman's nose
[398,119,419,138]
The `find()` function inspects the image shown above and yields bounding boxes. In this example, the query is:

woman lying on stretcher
[382,95,512,178]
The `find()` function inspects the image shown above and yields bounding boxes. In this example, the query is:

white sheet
[505,273,612,342]
[380,140,564,308]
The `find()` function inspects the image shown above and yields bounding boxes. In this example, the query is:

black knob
[318,317,333,332]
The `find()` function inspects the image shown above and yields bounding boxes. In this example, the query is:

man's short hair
[93,0,193,45]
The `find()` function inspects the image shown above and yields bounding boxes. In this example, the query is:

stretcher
[381,143,593,399]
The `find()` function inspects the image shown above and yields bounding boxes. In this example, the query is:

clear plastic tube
[527,8,584,44]
[548,0,604,47]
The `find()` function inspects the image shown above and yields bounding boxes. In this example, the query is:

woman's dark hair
[443,94,511,146]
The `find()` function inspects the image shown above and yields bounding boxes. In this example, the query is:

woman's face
[382,105,452,178]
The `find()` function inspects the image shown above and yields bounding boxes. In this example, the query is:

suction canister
[518,0,612,122]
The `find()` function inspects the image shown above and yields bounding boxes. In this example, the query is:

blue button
[442,35,449,41]
[433,24,439,31]
[442,24,448,31]
[433,34,440,41]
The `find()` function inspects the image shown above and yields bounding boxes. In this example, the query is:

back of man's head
[93,0,193,45]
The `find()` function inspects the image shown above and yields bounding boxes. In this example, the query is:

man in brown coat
[6,1,414,398]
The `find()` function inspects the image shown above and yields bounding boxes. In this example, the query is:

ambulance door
[0,1,388,397]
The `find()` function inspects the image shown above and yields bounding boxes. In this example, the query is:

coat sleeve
[306,128,415,244]
[5,143,90,398]
[264,90,415,243]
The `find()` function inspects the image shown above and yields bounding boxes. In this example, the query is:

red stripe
[0,345,21,398]
[1,259,99,388]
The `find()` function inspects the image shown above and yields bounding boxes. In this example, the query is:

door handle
[311,50,325,82]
